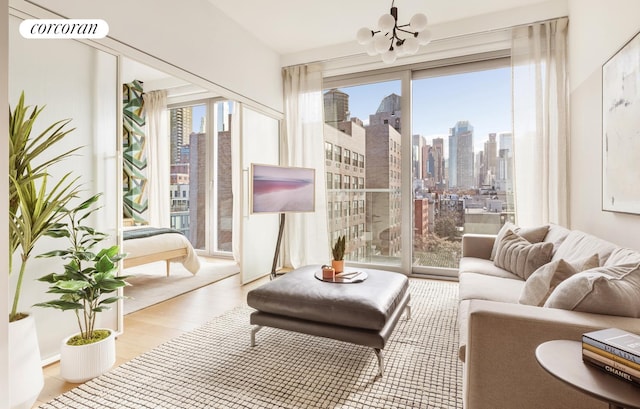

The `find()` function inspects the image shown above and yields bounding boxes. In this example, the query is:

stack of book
[582,328,640,386]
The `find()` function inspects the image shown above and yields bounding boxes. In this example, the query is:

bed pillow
[490,222,549,261]
[493,229,554,279]
[544,262,640,318]
[519,254,599,306]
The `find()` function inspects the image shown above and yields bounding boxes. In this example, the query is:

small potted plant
[331,235,346,274]
[35,193,130,383]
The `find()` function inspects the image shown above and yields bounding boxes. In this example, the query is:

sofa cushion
[551,230,617,265]
[519,254,599,306]
[459,271,525,303]
[459,257,521,279]
[493,230,554,279]
[544,263,640,318]
[604,247,640,266]
[543,223,571,252]
[490,222,549,260]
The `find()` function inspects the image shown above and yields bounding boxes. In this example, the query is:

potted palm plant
[9,92,81,408]
[331,235,346,273]
[36,193,129,383]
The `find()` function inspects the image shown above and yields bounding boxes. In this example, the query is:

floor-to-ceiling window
[168,99,234,256]
[323,54,513,276]
[323,78,402,266]
[412,59,514,272]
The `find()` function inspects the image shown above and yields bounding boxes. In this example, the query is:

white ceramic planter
[60,329,116,383]
[9,314,44,409]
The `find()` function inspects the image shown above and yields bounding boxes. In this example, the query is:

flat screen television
[251,163,316,214]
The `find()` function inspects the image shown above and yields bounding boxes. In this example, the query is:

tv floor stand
[270,213,286,280]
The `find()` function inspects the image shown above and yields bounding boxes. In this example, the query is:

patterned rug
[40,279,462,409]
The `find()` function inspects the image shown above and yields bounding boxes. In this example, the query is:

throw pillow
[519,254,600,306]
[493,229,554,279]
[490,222,550,261]
[544,262,640,318]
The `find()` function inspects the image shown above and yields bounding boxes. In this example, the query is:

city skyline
[340,66,512,152]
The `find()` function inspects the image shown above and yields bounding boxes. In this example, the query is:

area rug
[123,257,240,315]
[40,279,462,409]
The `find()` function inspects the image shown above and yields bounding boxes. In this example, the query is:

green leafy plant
[332,235,346,261]
[9,92,82,322]
[35,194,130,343]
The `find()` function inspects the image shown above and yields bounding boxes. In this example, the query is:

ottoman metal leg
[406,304,411,320]
[374,348,384,377]
[250,325,263,347]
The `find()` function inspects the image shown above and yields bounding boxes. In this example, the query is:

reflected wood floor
[34,273,269,407]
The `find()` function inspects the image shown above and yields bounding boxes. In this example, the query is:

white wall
[29,0,283,113]
[1,0,9,404]
[568,0,640,250]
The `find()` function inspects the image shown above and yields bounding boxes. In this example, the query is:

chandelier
[356,0,431,63]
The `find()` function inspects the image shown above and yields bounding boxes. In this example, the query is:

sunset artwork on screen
[251,164,316,213]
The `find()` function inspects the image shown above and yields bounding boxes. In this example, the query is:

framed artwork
[250,164,316,214]
[602,30,640,214]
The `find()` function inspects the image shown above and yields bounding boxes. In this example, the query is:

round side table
[536,340,640,409]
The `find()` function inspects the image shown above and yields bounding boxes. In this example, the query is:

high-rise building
[324,120,367,260]
[423,143,432,180]
[371,93,401,131]
[476,150,485,187]
[170,107,192,164]
[365,120,401,257]
[449,120,474,189]
[413,134,425,180]
[497,132,514,192]
[323,88,350,127]
[217,114,233,252]
[189,132,207,249]
[483,133,498,187]
[432,137,445,188]
[366,95,402,257]
[448,128,457,189]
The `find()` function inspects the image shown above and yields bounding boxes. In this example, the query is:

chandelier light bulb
[403,37,419,55]
[378,13,396,34]
[374,35,391,54]
[381,49,397,64]
[417,29,432,45]
[365,41,378,56]
[409,13,428,31]
[355,2,429,63]
[356,27,374,45]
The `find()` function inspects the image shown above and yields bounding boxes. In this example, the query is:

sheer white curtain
[281,64,330,267]
[512,18,569,227]
[143,90,170,227]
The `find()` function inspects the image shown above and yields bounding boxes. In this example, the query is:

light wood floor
[34,272,269,407]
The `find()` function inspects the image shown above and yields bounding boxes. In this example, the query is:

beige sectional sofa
[458,223,640,409]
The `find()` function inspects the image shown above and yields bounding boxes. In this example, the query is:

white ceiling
[207,0,556,55]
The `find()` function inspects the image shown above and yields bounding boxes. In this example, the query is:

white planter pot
[60,329,116,383]
[9,314,44,409]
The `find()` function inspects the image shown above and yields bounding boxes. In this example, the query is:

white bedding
[123,227,201,274]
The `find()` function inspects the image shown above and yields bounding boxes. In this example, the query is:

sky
[338,66,512,152]
[192,104,206,133]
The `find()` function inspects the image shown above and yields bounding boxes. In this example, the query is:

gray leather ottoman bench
[246,264,411,376]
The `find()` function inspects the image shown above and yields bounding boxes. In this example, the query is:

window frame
[323,51,511,278]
